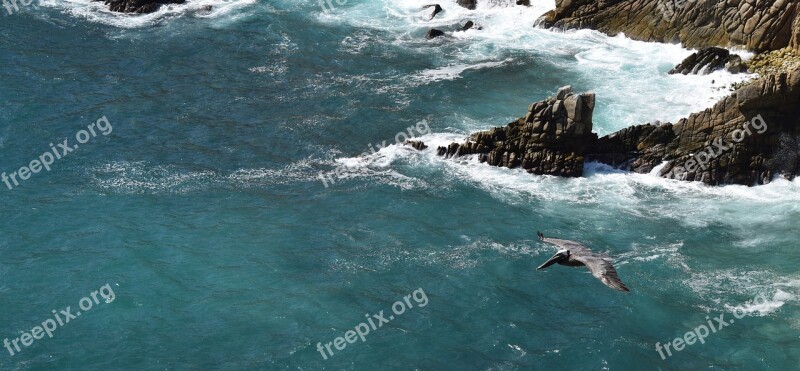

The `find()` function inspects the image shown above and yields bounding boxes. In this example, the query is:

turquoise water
[1,0,798,369]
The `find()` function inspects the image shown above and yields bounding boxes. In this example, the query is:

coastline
[419,0,800,186]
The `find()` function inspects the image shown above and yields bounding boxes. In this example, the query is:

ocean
[0,0,798,369]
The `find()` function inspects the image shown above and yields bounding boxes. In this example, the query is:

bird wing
[572,254,630,293]
[540,237,592,255]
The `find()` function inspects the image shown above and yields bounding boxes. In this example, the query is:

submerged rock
[97,0,185,14]
[426,29,445,39]
[405,141,428,151]
[669,47,744,75]
[459,21,476,32]
[456,0,477,10]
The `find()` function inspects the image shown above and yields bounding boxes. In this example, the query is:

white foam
[88,159,325,193]
[39,0,255,28]
[354,132,800,233]
[725,290,794,316]
[410,58,513,83]
[317,0,753,133]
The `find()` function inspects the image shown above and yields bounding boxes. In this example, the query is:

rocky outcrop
[405,140,428,151]
[668,47,745,75]
[588,70,800,185]
[413,73,799,185]
[539,0,800,52]
[501,0,800,185]
[96,0,185,13]
[436,86,598,177]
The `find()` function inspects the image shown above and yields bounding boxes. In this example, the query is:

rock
[556,85,572,100]
[516,0,530,6]
[437,86,597,177]
[588,70,800,185]
[792,13,800,50]
[539,0,800,53]
[459,21,475,32]
[426,29,445,39]
[97,0,185,14]
[435,72,800,186]
[422,4,443,20]
[456,0,476,10]
[725,55,747,74]
[747,47,800,77]
[404,140,428,151]
[669,47,742,75]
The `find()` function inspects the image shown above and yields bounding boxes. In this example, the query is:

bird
[536,231,630,293]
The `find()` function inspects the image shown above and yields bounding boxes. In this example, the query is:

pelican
[536,232,630,293]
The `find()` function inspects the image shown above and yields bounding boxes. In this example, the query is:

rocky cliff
[528,0,800,185]
[540,0,800,52]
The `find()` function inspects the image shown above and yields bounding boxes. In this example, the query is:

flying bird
[536,232,630,293]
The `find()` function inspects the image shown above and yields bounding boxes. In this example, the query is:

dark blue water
[1,1,798,369]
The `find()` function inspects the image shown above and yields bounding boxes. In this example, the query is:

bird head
[537,249,570,270]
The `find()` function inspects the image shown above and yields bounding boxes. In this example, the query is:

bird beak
[537,253,563,270]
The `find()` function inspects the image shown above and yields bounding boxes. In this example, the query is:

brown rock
[437,86,598,177]
[539,0,800,52]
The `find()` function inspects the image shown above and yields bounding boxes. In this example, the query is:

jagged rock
[456,0,477,10]
[539,0,800,53]
[516,0,530,6]
[437,86,597,177]
[433,72,799,186]
[669,47,744,75]
[422,4,443,20]
[426,29,445,39]
[556,85,572,100]
[405,140,428,151]
[588,70,800,185]
[522,0,800,186]
[96,0,185,13]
